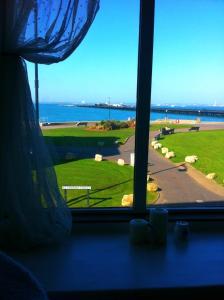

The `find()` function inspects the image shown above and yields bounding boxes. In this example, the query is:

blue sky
[27,0,224,105]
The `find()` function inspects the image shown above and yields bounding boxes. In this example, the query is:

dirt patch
[41,124,75,130]
[86,127,108,132]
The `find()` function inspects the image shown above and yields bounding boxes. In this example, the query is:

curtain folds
[0,0,99,249]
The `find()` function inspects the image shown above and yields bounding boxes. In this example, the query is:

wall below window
[8,222,224,299]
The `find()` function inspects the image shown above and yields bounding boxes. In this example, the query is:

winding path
[48,123,224,204]
[106,124,224,204]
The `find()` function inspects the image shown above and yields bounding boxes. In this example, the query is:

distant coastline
[77,103,224,118]
[39,103,224,123]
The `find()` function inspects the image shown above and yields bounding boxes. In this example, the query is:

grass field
[55,159,157,207]
[42,124,191,206]
[42,124,190,148]
[43,127,134,147]
[150,123,190,132]
[158,130,224,185]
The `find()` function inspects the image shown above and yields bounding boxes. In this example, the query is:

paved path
[148,148,223,204]
[52,124,224,204]
[106,125,224,204]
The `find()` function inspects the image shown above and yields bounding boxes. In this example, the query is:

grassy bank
[42,124,190,147]
[43,127,134,147]
[150,123,190,132]
[158,130,224,185]
[55,159,157,207]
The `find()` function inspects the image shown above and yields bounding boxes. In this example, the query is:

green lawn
[158,130,224,185]
[150,123,190,132]
[43,127,134,147]
[42,124,190,148]
[55,159,157,207]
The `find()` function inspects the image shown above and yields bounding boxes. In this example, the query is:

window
[27,0,224,218]
[27,0,141,210]
[148,0,224,210]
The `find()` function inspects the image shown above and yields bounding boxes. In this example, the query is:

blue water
[39,103,224,123]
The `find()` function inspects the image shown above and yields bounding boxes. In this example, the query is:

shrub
[119,122,129,129]
[99,120,129,130]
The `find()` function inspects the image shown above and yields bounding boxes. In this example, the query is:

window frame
[71,0,155,216]
[36,0,224,221]
[71,206,224,222]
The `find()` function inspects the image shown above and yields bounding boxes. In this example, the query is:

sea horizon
[38,103,224,123]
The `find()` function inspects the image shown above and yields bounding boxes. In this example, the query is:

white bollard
[118,158,125,166]
[130,153,135,167]
[95,154,103,162]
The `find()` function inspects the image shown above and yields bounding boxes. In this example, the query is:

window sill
[70,206,224,222]
[8,222,224,300]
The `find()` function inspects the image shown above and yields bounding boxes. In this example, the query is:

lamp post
[34,0,39,123]
[198,110,201,123]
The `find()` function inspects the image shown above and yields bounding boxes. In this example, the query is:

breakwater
[39,103,224,123]
[77,104,224,118]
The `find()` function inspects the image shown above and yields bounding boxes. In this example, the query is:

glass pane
[148,0,224,207]
[27,0,153,209]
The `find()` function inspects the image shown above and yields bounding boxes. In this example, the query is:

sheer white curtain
[0,0,99,249]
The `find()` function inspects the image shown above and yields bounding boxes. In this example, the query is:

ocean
[39,103,224,123]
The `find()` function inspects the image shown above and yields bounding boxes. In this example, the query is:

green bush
[100,120,129,130]
[120,122,129,129]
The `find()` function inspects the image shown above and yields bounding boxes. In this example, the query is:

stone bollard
[161,147,169,154]
[165,151,175,159]
[206,173,216,180]
[95,154,103,162]
[121,194,133,207]
[147,182,158,192]
[117,158,125,166]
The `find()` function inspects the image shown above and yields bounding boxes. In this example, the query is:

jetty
[150,107,224,117]
[77,104,224,118]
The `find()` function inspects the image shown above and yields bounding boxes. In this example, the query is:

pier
[150,107,224,117]
[77,104,224,118]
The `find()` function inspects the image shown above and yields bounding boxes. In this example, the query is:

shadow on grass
[66,178,133,207]
[44,135,121,148]
[44,136,122,162]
